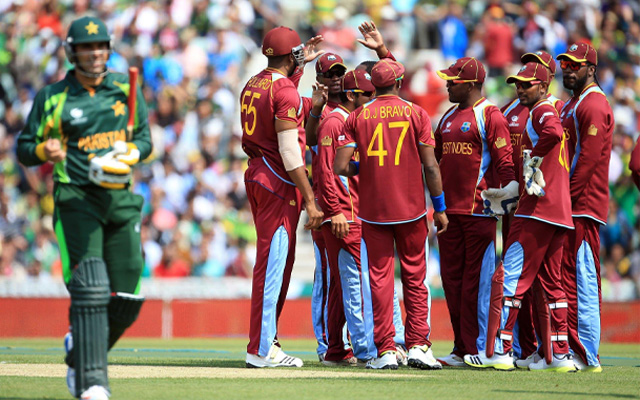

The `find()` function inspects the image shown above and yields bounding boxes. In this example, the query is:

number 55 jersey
[339,94,434,224]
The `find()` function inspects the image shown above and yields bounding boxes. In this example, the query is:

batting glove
[88,143,132,189]
[481,180,519,216]
[523,150,546,197]
[113,140,140,165]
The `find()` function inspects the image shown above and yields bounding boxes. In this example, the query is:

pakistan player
[16,16,151,400]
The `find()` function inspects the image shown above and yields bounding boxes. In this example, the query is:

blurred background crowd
[0,0,638,301]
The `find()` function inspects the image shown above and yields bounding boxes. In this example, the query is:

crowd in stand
[0,0,638,300]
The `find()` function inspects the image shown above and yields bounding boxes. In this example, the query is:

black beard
[563,73,588,91]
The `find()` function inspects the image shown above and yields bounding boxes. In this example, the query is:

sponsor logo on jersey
[511,115,518,122]
[442,141,473,155]
[287,107,297,118]
[69,107,88,125]
[442,121,452,133]
[538,112,555,124]
[461,121,471,132]
[289,199,296,206]
[78,129,127,152]
[588,124,598,136]
[321,136,332,146]
[495,136,507,149]
[338,135,345,141]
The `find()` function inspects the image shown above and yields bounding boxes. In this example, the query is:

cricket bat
[127,66,138,141]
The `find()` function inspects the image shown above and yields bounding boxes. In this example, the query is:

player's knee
[109,292,145,330]
[68,257,110,307]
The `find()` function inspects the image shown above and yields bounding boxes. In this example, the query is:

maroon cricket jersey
[316,105,359,223]
[630,136,640,190]
[310,100,339,196]
[241,68,303,188]
[513,99,573,228]
[560,83,614,224]
[502,94,564,179]
[435,98,515,216]
[340,94,434,224]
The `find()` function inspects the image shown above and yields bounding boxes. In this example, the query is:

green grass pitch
[0,338,638,400]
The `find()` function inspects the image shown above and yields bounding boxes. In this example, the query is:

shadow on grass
[496,390,639,399]
[110,359,247,368]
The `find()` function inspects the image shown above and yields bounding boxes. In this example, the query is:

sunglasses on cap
[560,60,587,71]
[515,81,542,90]
[344,89,374,97]
[321,69,346,79]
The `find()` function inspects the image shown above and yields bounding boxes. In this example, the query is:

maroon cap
[371,59,405,87]
[437,57,486,83]
[506,62,550,84]
[557,42,598,66]
[315,53,346,74]
[262,26,301,57]
[342,69,375,93]
[521,50,556,75]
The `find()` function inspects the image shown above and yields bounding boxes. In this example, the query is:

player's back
[241,68,302,182]
[344,95,433,224]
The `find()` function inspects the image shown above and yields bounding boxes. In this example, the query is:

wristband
[430,192,446,212]
[352,161,359,175]
[309,110,321,119]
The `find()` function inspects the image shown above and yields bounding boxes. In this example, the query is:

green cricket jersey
[17,70,152,186]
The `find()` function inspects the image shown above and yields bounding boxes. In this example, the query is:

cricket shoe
[365,351,398,370]
[396,344,408,366]
[318,353,326,362]
[437,353,466,367]
[529,353,578,373]
[407,345,442,370]
[64,332,75,397]
[246,344,303,368]
[464,351,515,371]
[80,385,110,400]
[572,355,603,373]
[322,356,358,367]
[515,351,542,369]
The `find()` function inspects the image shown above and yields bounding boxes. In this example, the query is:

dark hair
[374,83,396,93]
[339,91,350,103]
[357,60,377,74]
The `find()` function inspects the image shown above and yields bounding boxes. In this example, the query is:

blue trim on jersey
[259,225,289,356]
[576,240,601,366]
[495,241,524,354]
[310,144,318,155]
[262,156,295,186]
[569,86,604,177]
[339,175,349,193]
[571,213,606,226]
[359,211,427,225]
[473,100,493,186]
[502,99,520,116]
[423,236,432,340]
[476,241,496,353]
[360,238,377,358]
[513,214,575,230]
[311,241,328,355]
[245,180,285,200]
[342,142,357,148]
[525,117,539,148]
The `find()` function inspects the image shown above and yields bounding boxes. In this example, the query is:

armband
[278,128,304,171]
[430,192,446,213]
[309,110,321,119]
[352,161,359,175]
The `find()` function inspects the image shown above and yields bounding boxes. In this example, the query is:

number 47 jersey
[339,94,435,224]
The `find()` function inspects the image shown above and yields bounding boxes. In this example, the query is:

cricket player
[501,50,564,367]
[557,43,614,372]
[434,57,516,366]
[315,69,376,365]
[465,62,576,372]
[241,26,324,368]
[334,59,448,370]
[17,16,152,400]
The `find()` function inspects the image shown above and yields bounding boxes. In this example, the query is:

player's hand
[304,35,325,64]
[357,21,385,51]
[304,200,324,230]
[311,83,328,109]
[481,180,519,216]
[433,211,449,236]
[113,140,140,165]
[44,138,66,162]
[331,213,349,239]
[523,150,546,197]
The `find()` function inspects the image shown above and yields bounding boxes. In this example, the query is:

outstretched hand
[304,35,325,64]
[311,83,328,109]
[357,21,385,51]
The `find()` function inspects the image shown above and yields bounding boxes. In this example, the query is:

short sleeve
[273,80,301,123]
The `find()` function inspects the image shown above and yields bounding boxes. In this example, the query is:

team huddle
[241,23,614,373]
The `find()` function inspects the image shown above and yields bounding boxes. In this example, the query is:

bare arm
[275,118,323,230]
[419,145,448,235]
[334,146,357,177]
[305,83,328,146]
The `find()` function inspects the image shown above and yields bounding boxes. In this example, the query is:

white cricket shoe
[80,385,110,400]
[407,345,442,370]
[64,332,75,397]
[529,353,578,373]
[464,351,515,371]
[515,351,542,369]
[437,353,466,367]
[572,355,603,372]
[395,344,408,366]
[365,351,398,370]
[246,344,303,368]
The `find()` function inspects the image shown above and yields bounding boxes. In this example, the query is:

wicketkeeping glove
[88,141,133,189]
[481,180,520,216]
[523,150,546,197]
